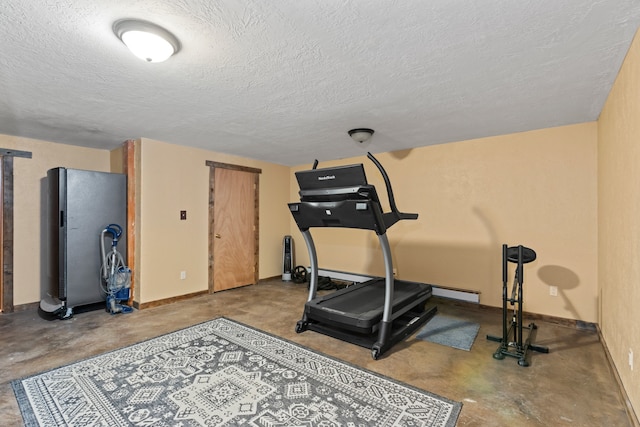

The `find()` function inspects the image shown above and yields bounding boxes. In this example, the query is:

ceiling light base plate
[348,128,375,143]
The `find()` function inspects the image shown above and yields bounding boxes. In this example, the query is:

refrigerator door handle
[60,210,65,227]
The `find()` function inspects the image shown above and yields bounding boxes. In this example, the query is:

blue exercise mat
[415,313,480,351]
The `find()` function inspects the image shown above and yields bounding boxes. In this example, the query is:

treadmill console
[289,153,415,233]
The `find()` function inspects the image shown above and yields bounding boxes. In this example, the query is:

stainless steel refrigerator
[43,168,127,317]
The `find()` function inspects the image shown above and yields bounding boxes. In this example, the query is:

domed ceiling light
[113,19,181,63]
[348,128,375,143]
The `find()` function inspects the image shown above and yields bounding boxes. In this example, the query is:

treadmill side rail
[301,229,319,302]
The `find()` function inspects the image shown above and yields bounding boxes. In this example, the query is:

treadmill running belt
[305,278,432,333]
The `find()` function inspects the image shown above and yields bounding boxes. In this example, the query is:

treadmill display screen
[295,164,368,191]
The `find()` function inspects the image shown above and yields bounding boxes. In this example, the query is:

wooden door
[207,162,261,292]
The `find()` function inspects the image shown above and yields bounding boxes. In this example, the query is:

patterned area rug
[12,317,461,426]
[415,313,480,351]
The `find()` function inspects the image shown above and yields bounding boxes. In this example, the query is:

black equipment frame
[486,244,549,366]
[289,152,436,359]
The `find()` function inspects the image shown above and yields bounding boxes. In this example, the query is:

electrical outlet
[549,286,558,296]
[630,349,634,371]
[180,271,187,280]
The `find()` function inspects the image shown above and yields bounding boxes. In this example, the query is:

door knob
[215,233,221,239]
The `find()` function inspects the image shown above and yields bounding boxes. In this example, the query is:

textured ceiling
[1,1,639,166]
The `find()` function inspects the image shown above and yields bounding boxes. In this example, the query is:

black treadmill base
[304,278,433,334]
[298,304,437,359]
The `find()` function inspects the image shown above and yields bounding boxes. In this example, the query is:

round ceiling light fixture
[113,19,181,63]
[348,128,375,143]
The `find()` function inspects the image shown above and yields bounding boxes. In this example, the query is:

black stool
[487,244,549,366]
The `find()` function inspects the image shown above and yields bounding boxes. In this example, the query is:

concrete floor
[0,279,632,426]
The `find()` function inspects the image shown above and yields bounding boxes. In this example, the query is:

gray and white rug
[12,317,461,426]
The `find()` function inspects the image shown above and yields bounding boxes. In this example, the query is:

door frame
[0,155,8,313]
[205,160,261,293]
[0,148,32,313]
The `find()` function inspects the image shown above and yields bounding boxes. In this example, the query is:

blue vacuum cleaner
[100,224,132,314]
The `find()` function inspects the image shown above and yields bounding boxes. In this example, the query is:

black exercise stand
[487,244,549,366]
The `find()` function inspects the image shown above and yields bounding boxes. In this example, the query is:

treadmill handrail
[366,152,418,225]
[381,211,418,229]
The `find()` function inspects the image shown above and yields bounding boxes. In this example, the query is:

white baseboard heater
[314,268,480,304]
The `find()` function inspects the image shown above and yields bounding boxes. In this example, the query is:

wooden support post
[123,140,136,307]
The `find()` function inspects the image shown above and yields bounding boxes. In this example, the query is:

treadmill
[289,152,437,359]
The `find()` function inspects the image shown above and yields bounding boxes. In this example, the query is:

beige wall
[136,138,290,304]
[598,30,640,416]
[291,123,598,322]
[0,135,111,305]
[2,135,290,308]
[110,145,124,173]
